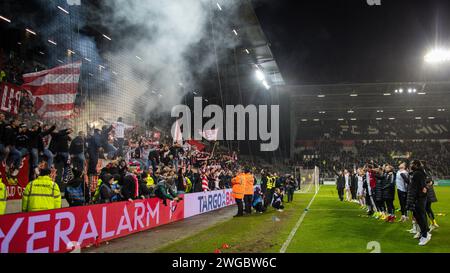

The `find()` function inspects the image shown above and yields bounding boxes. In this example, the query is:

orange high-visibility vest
[231,174,245,199]
[243,173,254,195]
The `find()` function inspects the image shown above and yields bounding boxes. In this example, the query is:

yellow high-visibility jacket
[266,176,275,190]
[146,176,155,188]
[185,177,192,193]
[22,176,61,212]
[0,178,7,215]
[92,179,103,202]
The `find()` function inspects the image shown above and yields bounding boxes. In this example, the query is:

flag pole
[210,141,218,158]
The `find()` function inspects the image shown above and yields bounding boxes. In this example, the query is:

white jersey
[344,175,350,189]
[357,175,364,195]
[396,170,408,192]
[113,121,133,138]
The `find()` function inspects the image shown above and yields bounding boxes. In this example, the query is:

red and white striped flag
[22,61,81,119]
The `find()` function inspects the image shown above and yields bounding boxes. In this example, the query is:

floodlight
[425,48,450,64]
[255,70,265,81]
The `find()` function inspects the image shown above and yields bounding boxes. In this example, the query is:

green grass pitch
[158,186,450,253]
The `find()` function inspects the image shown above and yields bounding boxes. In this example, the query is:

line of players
[335,160,438,246]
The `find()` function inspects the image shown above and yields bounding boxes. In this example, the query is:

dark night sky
[253,0,450,85]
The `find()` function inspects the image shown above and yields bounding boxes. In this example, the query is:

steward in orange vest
[232,170,245,217]
[243,167,255,214]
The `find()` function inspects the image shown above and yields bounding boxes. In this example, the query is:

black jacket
[28,128,42,149]
[0,121,6,142]
[138,179,151,197]
[65,176,89,206]
[99,182,114,203]
[382,172,396,200]
[176,174,186,192]
[261,175,268,193]
[336,175,345,190]
[190,172,202,193]
[350,174,358,188]
[121,175,139,200]
[49,129,71,153]
[362,175,369,191]
[1,125,18,146]
[406,169,428,211]
[87,133,102,153]
[37,125,56,152]
[426,182,438,203]
[69,136,86,155]
[15,131,30,149]
[100,126,113,148]
[374,173,384,201]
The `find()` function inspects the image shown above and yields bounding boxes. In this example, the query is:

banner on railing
[184,189,235,218]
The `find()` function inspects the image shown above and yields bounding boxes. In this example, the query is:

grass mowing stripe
[279,186,320,253]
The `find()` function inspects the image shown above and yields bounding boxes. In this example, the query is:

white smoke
[12,0,239,129]
[98,0,238,121]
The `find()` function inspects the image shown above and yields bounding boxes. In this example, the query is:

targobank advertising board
[184,189,235,218]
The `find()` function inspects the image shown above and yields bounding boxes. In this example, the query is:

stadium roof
[283,81,450,121]
[234,0,285,86]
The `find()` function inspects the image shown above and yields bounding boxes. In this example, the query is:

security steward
[0,177,7,215]
[22,168,62,212]
[264,173,276,209]
[231,168,245,217]
[243,167,255,214]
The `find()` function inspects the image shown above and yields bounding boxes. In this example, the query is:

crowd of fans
[296,140,450,178]
[0,107,254,209]
[0,101,305,217]
[0,48,301,216]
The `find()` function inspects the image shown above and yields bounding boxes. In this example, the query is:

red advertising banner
[0,82,21,115]
[0,156,30,200]
[0,196,184,253]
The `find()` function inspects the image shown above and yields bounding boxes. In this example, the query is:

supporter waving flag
[21,61,81,119]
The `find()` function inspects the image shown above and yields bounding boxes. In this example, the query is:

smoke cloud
[94,0,239,123]
[5,0,241,129]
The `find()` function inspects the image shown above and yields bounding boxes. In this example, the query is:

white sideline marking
[279,187,320,253]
